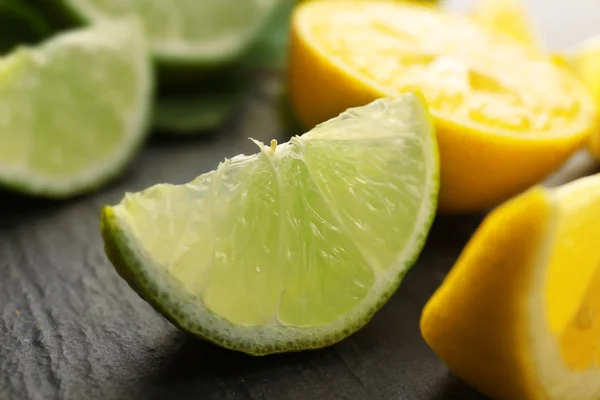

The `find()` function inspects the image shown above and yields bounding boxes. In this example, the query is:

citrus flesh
[468,0,600,162]
[0,21,151,197]
[101,94,439,355]
[565,37,600,159]
[56,0,278,66]
[469,0,544,55]
[421,174,600,400]
[288,0,598,212]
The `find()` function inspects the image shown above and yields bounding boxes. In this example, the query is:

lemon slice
[101,94,439,355]
[288,1,598,212]
[570,36,600,105]
[421,174,600,400]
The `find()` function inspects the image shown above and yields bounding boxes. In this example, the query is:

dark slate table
[1,1,599,399]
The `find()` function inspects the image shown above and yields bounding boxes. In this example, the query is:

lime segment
[0,21,152,197]
[102,93,439,355]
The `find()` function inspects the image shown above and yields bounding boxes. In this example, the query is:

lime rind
[0,21,153,198]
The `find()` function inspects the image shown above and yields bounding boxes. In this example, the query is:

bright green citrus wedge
[0,21,152,197]
[49,0,279,67]
[101,93,439,355]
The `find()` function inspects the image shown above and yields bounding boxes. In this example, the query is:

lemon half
[288,0,598,212]
[421,174,600,400]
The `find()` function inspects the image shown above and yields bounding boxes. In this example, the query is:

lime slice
[101,93,439,355]
[0,21,152,197]
[566,36,600,159]
[0,0,53,54]
[51,0,278,66]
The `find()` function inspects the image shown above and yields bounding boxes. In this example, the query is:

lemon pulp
[547,177,600,371]
[290,0,597,212]
[303,2,591,134]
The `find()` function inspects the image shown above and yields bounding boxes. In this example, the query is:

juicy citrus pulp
[421,174,600,400]
[469,0,544,55]
[468,0,600,162]
[101,94,439,355]
[55,0,278,66]
[564,36,600,159]
[288,0,598,212]
[569,36,600,107]
[0,21,151,197]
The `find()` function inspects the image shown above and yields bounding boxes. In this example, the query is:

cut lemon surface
[101,94,439,355]
[0,21,151,197]
[288,1,598,212]
[565,36,600,159]
[469,0,545,55]
[421,174,600,400]
[51,0,278,66]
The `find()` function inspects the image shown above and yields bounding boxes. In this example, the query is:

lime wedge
[0,21,152,197]
[52,0,278,66]
[101,93,439,355]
